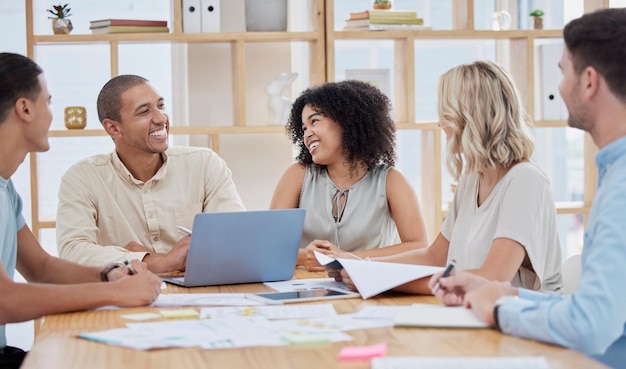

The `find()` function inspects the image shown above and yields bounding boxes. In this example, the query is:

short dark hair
[286,80,396,172]
[97,74,149,123]
[0,53,43,124]
[564,8,626,102]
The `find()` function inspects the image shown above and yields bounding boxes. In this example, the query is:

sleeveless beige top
[298,164,400,252]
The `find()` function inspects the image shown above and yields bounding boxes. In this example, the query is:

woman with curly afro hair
[270,80,428,272]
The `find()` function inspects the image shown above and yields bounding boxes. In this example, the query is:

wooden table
[21,270,606,369]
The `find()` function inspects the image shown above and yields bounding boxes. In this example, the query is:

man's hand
[428,270,489,306]
[123,241,151,253]
[109,260,163,306]
[463,281,518,326]
[142,237,190,273]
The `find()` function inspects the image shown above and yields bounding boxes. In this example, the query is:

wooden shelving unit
[24,0,606,244]
[325,0,604,239]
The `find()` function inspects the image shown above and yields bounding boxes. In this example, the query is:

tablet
[247,288,360,304]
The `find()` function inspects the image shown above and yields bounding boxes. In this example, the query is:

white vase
[245,0,287,32]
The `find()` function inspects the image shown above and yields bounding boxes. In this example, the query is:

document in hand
[315,251,443,299]
[393,303,489,328]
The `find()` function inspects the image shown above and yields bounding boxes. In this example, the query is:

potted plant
[373,0,392,10]
[530,9,544,30]
[47,4,73,35]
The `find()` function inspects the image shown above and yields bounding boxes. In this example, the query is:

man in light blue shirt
[0,53,163,369]
[428,8,626,368]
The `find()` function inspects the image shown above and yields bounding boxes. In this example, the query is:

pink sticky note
[338,343,387,361]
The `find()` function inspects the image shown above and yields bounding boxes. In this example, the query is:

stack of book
[343,9,431,31]
[89,19,169,35]
[368,9,429,30]
[344,10,370,30]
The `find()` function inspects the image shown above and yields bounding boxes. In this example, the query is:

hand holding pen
[124,259,138,275]
[431,259,456,294]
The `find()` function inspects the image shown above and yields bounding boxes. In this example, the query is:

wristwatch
[100,263,121,282]
[493,295,518,331]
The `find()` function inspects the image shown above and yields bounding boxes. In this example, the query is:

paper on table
[393,303,489,328]
[199,303,337,320]
[315,251,443,299]
[264,278,354,294]
[371,356,552,369]
[153,293,265,307]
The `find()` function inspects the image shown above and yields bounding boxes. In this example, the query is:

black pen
[432,259,456,294]
[124,260,138,275]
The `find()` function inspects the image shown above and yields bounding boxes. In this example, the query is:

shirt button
[153,236,159,242]
[148,213,155,218]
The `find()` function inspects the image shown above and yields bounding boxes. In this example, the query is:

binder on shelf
[182,0,202,33]
[200,0,221,33]
[538,43,568,121]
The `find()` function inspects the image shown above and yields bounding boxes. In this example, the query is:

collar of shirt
[110,150,169,186]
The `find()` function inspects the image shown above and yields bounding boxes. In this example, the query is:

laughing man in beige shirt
[56,75,245,273]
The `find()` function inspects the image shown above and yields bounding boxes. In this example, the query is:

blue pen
[432,259,456,294]
[176,225,192,236]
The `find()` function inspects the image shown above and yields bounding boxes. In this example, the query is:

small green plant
[529,9,544,18]
[47,4,72,19]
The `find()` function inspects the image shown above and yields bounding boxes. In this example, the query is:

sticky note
[338,343,387,361]
[159,309,199,319]
[281,333,330,345]
[120,312,161,321]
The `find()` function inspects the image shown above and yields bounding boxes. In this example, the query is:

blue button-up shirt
[498,135,626,368]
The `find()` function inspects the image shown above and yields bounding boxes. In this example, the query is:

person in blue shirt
[428,8,626,368]
[0,53,163,369]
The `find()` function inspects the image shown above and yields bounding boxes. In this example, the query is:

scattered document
[315,251,443,299]
[354,305,403,320]
[264,278,355,294]
[371,356,552,369]
[199,303,337,320]
[272,312,394,332]
[393,303,489,328]
[79,317,352,350]
[153,293,264,307]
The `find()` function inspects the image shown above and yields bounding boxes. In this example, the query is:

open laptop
[163,209,306,287]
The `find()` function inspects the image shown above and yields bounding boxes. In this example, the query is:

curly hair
[438,60,534,180]
[286,80,396,173]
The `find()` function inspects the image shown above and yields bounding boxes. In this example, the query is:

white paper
[393,303,489,328]
[79,316,352,351]
[371,356,552,369]
[315,251,443,299]
[264,278,354,293]
[199,303,337,320]
[153,293,264,307]
[354,305,403,320]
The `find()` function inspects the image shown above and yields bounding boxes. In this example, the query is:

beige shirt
[298,164,400,251]
[441,162,562,292]
[57,146,246,266]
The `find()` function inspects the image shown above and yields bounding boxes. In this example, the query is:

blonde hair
[437,60,534,180]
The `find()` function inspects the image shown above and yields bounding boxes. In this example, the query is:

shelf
[33,31,320,44]
[333,29,563,40]
[48,126,288,137]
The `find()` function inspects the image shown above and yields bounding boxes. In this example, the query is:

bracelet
[100,263,121,282]
[493,304,502,331]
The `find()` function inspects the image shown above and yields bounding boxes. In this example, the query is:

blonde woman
[332,60,562,294]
